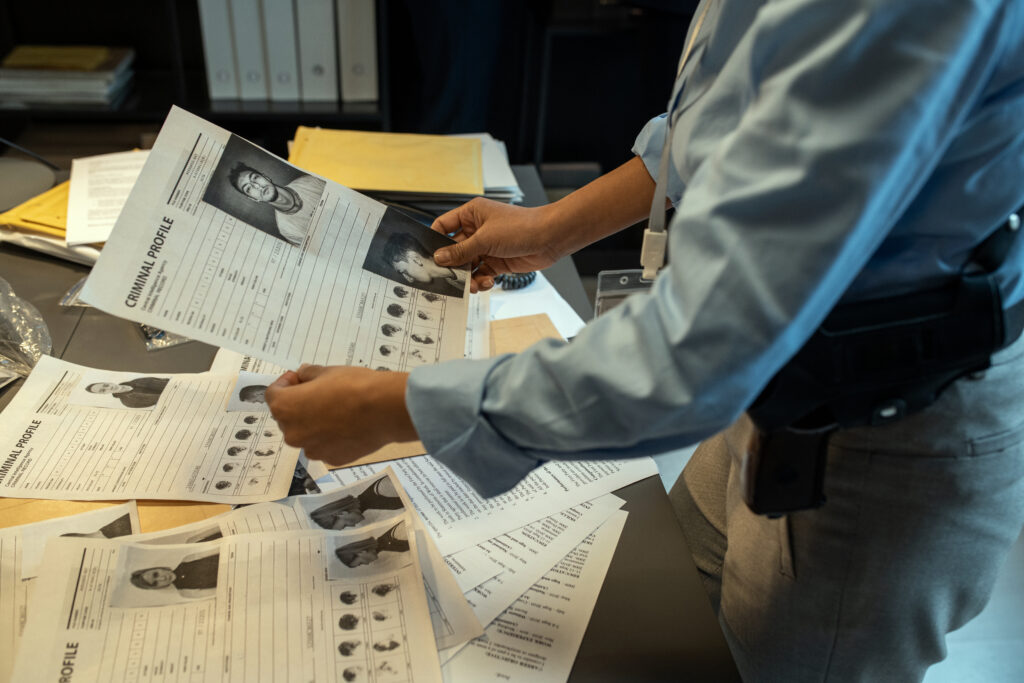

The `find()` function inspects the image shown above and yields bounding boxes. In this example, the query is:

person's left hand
[265,365,417,467]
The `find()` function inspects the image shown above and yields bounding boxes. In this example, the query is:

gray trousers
[670,334,1024,682]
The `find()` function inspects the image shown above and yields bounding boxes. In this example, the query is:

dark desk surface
[0,164,738,681]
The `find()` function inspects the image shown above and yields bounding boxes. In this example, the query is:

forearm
[541,155,662,256]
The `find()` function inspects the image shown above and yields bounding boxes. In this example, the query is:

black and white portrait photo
[70,373,171,410]
[110,545,221,608]
[226,371,277,411]
[297,475,404,530]
[59,513,135,540]
[203,135,326,247]
[327,521,412,580]
[361,207,468,298]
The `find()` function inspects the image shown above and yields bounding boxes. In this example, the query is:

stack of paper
[288,126,484,202]
[65,149,148,246]
[0,181,101,265]
[451,132,525,204]
[0,45,135,107]
[288,126,524,205]
[5,472,455,682]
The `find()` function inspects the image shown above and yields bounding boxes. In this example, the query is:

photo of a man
[79,376,170,409]
[203,135,326,246]
[227,372,277,412]
[300,476,403,530]
[361,207,468,298]
[327,521,412,579]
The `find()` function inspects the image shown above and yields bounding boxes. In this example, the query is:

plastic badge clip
[640,227,667,281]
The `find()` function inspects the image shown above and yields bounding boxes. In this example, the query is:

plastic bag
[0,276,52,386]
[61,277,192,351]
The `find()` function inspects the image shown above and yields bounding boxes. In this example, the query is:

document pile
[0,45,135,107]
[4,470,452,682]
[0,107,651,682]
[289,127,524,206]
[0,147,147,266]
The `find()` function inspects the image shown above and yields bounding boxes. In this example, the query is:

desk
[0,165,739,681]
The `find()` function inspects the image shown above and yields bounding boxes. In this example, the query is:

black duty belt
[742,208,1024,516]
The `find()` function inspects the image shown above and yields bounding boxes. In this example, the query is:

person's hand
[431,198,564,293]
[265,365,417,467]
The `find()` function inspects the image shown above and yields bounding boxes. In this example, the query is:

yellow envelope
[289,126,484,196]
[0,180,69,239]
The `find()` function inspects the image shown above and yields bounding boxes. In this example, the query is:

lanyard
[640,1,713,280]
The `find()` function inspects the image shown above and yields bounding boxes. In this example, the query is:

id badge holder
[594,270,654,317]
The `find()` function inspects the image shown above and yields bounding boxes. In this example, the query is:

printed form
[81,106,469,370]
[288,467,483,651]
[14,521,442,682]
[0,503,139,683]
[329,456,658,556]
[443,511,629,683]
[0,355,298,503]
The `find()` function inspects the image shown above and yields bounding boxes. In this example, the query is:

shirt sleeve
[631,114,686,206]
[407,0,1003,498]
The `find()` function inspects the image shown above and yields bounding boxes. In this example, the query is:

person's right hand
[430,198,564,293]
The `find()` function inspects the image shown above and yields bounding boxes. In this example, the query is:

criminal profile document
[80,106,470,370]
[13,522,443,682]
[0,355,298,503]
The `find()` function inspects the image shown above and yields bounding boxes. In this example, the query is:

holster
[742,267,1021,517]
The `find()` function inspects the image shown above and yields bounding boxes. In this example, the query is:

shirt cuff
[407,356,545,498]
[632,114,685,206]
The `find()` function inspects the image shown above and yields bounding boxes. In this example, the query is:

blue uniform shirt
[407,0,1024,497]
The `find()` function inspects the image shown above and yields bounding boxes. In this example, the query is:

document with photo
[291,468,483,650]
[81,106,469,370]
[443,511,629,683]
[14,526,442,682]
[0,355,298,503]
[131,501,304,545]
[328,455,658,556]
[0,502,139,683]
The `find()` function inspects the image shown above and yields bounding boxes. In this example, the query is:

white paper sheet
[289,467,483,651]
[81,106,469,370]
[13,522,442,682]
[66,149,149,246]
[0,355,298,502]
[439,496,624,664]
[444,545,504,593]
[443,510,629,683]
[0,502,139,683]
[329,455,657,556]
[490,271,587,340]
[465,290,491,359]
[208,347,287,376]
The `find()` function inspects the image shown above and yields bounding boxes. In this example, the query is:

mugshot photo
[297,475,404,531]
[226,371,278,411]
[203,135,326,247]
[327,521,412,580]
[361,207,468,298]
[109,545,221,608]
[70,372,172,410]
[58,513,135,540]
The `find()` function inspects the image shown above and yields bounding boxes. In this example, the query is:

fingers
[470,262,499,292]
[430,205,469,236]
[296,364,327,382]
[434,234,489,268]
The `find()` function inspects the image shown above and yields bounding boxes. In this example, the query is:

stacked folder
[288,127,524,206]
[0,45,135,107]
